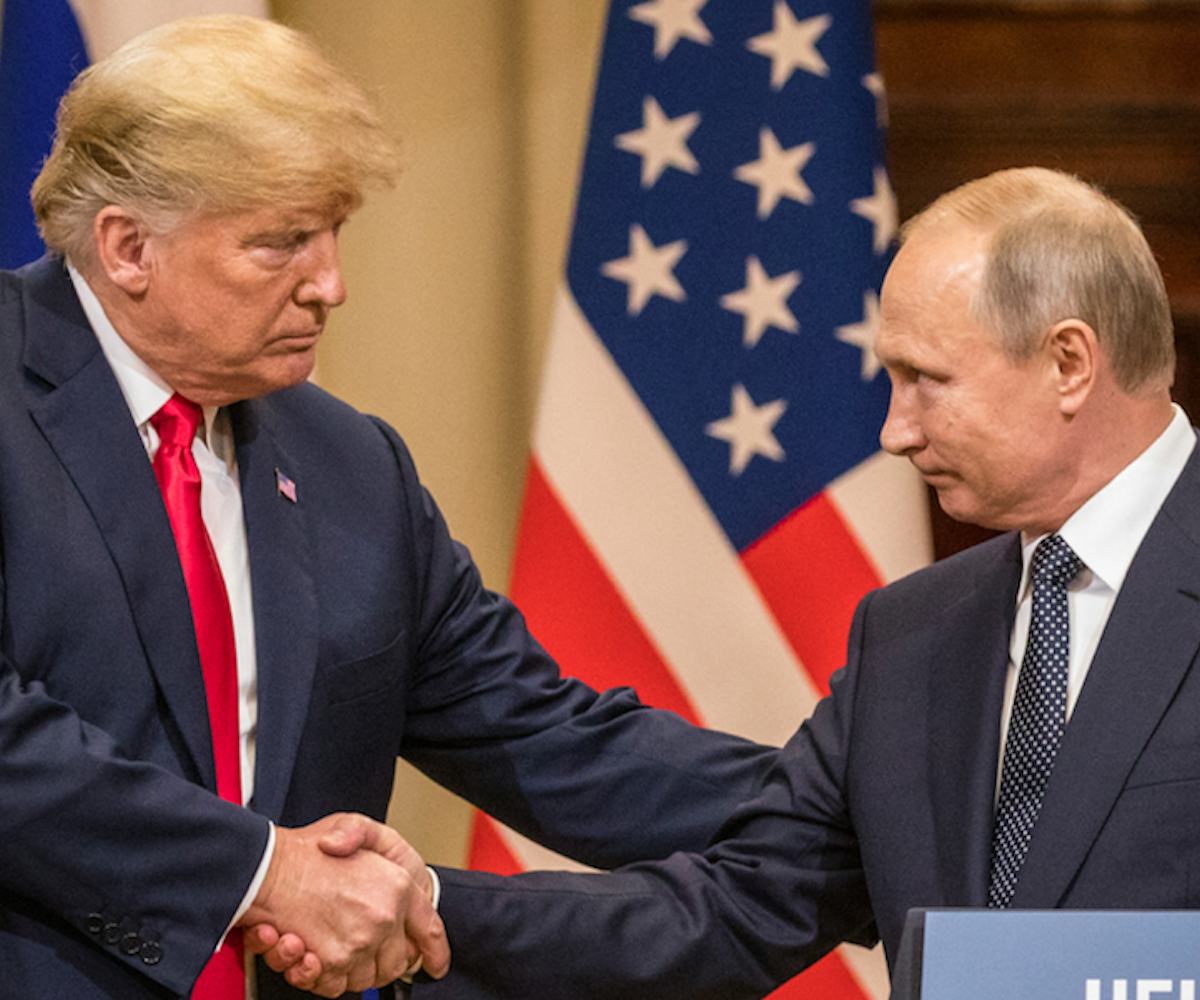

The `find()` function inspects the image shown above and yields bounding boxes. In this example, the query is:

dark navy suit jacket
[424,437,1200,999]
[0,256,774,998]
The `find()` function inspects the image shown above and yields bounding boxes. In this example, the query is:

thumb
[315,813,372,857]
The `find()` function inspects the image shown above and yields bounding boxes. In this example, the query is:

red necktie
[150,394,244,1000]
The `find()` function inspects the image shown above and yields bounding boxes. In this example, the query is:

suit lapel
[1011,446,1200,907]
[232,399,318,821]
[22,259,216,788]
[927,535,1023,907]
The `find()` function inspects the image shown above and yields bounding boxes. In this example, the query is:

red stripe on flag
[768,950,872,999]
[466,813,523,875]
[509,458,701,723]
[742,493,884,696]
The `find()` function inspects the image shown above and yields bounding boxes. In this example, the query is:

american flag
[470,0,930,995]
[275,468,299,504]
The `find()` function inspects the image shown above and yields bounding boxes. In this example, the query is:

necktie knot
[150,393,203,450]
[1031,534,1083,592]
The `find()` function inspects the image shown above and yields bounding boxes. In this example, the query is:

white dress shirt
[998,404,1196,787]
[68,265,272,950]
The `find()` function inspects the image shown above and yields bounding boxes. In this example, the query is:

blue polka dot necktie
[988,533,1083,909]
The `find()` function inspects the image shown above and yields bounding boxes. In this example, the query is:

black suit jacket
[424,436,1200,999]
[0,256,774,998]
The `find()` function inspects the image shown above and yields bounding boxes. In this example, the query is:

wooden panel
[875,0,1200,556]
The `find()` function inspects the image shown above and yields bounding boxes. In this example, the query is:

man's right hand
[239,813,449,997]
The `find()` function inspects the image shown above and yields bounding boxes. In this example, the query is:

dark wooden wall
[874,0,1200,557]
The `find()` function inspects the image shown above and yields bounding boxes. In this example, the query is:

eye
[276,231,310,251]
[248,230,309,254]
[883,362,917,386]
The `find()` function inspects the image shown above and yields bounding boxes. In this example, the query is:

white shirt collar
[67,263,226,453]
[1018,404,1195,599]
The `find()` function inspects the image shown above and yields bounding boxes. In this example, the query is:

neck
[1025,389,1175,535]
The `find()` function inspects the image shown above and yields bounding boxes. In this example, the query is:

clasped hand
[238,813,450,997]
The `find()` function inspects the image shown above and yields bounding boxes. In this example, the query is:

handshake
[239,813,450,997]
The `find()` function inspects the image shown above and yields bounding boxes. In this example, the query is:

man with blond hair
[0,15,772,1000]
[411,166,1200,997]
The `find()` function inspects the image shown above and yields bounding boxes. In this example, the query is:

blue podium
[890,910,1200,999]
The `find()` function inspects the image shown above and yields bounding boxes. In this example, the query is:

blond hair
[33,15,398,266]
[903,167,1174,394]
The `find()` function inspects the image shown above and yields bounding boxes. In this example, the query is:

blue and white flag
[0,0,87,267]
[0,0,268,268]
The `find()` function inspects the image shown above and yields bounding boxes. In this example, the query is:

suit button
[121,933,141,955]
[102,922,122,945]
[85,913,105,935]
[140,941,163,966]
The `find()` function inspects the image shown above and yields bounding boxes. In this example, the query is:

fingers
[298,967,346,999]
[250,928,318,977]
[243,923,280,954]
[281,949,324,991]
[344,956,381,994]
[241,813,446,993]
[409,900,451,979]
[375,928,418,986]
[315,814,432,898]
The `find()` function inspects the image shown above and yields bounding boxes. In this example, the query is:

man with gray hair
[0,15,773,1000]
[410,166,1200,998]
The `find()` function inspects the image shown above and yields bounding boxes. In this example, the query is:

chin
[933,490,989,529]
[272,354,319,391]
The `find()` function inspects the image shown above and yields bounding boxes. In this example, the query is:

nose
[879,381,925,456]
[296,228,347,309]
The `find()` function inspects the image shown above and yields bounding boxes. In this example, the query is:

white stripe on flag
[840,943,892,999]
[67,0,268,59]
[827,448,932,585]
[534,285,820,747]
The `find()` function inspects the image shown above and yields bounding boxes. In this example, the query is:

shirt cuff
[427,865,441,909]
[217,821,276,952]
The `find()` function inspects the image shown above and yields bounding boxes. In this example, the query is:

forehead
[876,223,994,364]
[174,203,346,242]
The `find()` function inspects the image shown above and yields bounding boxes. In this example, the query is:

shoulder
[244,381,410,459]
[237,382,426,500]
[1,255,72,303]
[861,531,1020,633]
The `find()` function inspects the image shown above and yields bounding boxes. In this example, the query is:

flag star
[706,384,788,476]
[836,291,883,380]
[733,128,815,219]
[850,166,899,254]
[862,72,889,127]
[601,224,688,316]
[747,3,831,89]
[720,256,801,348]
[615,97,701,188]
[628,0,712,60]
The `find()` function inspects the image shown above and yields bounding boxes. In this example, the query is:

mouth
[274,329,323,351]
[913,463,953,483]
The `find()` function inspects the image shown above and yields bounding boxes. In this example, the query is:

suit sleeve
[373,420,776,867]
[413,599,879,1000]
[0,568,269,994]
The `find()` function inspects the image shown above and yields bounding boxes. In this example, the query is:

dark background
[875,0,1200,558]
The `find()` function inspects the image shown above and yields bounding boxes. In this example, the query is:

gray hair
[902,166,1174,394]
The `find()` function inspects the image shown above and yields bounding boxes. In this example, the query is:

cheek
[916,387,964,448]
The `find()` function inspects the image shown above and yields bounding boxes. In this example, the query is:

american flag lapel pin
[275,467,298,503]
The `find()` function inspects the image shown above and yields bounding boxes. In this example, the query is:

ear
[92,206,153,296]
[1045,318,1099,416]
